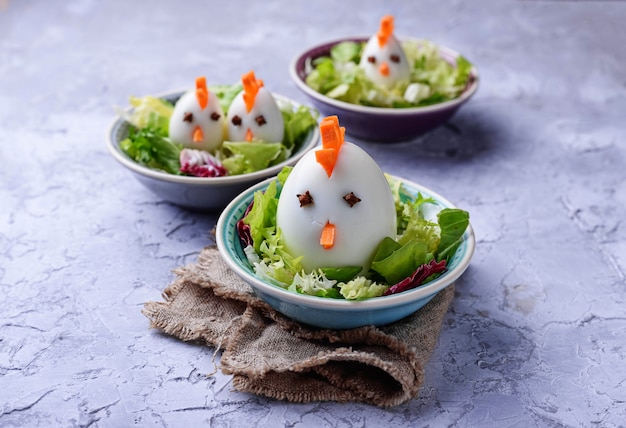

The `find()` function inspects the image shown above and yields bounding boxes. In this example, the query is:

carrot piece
[320,221,336,249]
[322,115,339,128]
[379,62,390,77]
[377,15,394,47]
[193,125,204,143]
[195,76,208,109]
[241,70,263,113]
[245,128,253,142]
[316,115,346,177]
[315,148,337,177]
[319,116,343,151]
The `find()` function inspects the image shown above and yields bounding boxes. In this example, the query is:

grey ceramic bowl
[106,91,319,211]
[216,175,475,330]
[289,37,479,143]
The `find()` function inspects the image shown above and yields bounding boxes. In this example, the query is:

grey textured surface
[1,0,625,426]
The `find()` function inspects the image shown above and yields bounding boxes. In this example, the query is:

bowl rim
[105,91,320,187]
[216,174,475,311]
[289,35,480,116]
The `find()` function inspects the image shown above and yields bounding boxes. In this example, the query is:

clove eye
[367,56,376,64]
[255,115,267,126]
[231,115,242,126]
[343,192,361,207]
[210,112,221,121]
[297,191,314,207]
[183,112,193,123]
[390,54,400,63]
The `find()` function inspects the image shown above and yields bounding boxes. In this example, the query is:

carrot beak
[245,128,253,142]
[320,221,336,249]
[193,126,204,143]
[379,62,390,77]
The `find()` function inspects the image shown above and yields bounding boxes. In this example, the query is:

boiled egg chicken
[169,76,225,152]
[359,15,410,88]
[226,70,284,143]
[276,116,397,273]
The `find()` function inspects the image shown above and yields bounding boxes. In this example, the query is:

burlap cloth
[142,246,454,408]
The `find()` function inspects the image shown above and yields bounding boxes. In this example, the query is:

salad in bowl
[290,16,479,142]
[217,116,475,328]
[107,71,319,210]
[118,71,318,178]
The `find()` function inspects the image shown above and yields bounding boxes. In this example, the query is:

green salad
[237,170,470,300]
[118,84,318,177]
[305,40,473,108]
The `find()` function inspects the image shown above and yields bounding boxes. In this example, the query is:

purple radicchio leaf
[179,148,227,177]
[236,198,255,248]
[383,259,447,296]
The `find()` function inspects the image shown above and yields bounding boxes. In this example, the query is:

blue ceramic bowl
[216,175,475,329]
[289,37,479,143]
[106,91,319,211]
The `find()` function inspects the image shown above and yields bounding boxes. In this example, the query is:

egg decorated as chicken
[359,15,410,88]
[226,70,284,143]
[276,116,396,273]
[169,76,225,152]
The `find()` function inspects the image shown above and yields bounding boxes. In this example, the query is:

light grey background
[1,0,625,426]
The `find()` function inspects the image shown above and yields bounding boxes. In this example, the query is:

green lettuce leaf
[209,83,243,114]
[436,208,470,261]
[220,142,284,175]
[243,179,279,253]
[371,240,432,285]
[281,104,319,150]
[331,41,363,63]
[319,266,362,282]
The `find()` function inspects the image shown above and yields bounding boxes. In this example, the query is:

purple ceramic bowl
[289,37,479,143]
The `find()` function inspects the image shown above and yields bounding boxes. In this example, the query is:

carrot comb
[241,70,264,113]
[377,15,394,48]
[315,115,345,177]
[195,76,209,109]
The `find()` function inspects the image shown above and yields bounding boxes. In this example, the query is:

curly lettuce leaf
[339,277,388,300]
[280,103,319,150]
[120,127,182,175]
[289,270,339,298]
[123,96,174,135]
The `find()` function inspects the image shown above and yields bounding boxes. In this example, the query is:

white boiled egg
[276,142,396,273]
[226,72,284,143]
[169,79,225,153]
[226,86,284,143]
[359,16,410,88]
